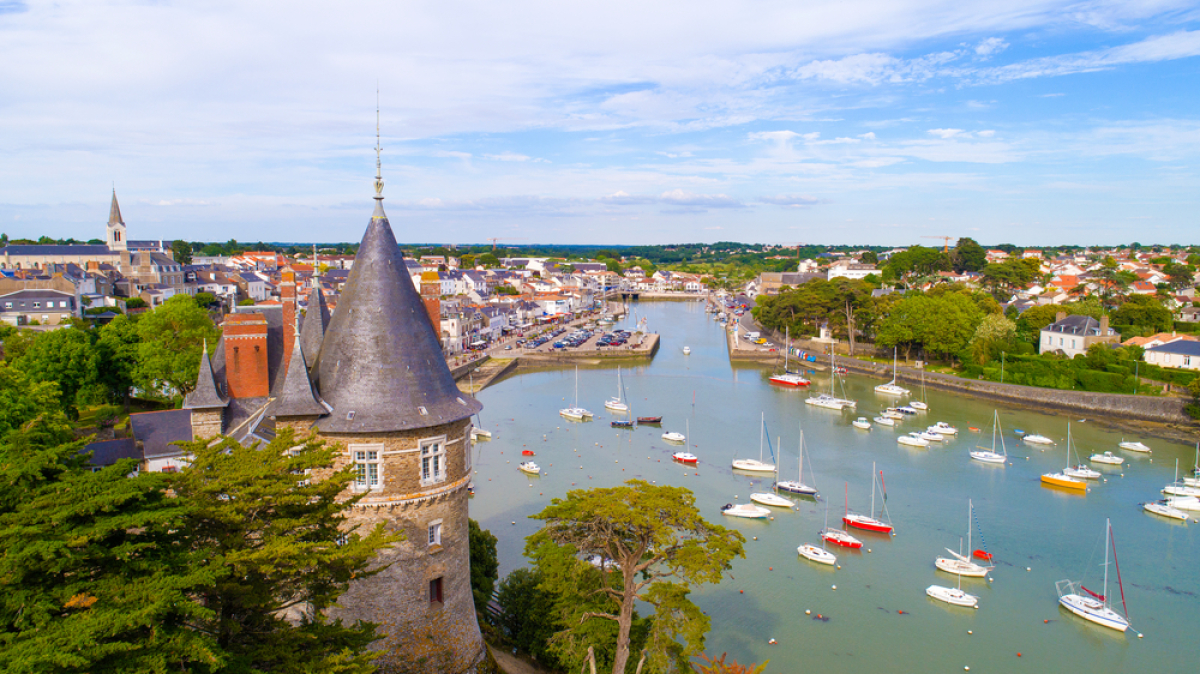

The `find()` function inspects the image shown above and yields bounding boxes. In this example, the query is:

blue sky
[1,0,1198,246]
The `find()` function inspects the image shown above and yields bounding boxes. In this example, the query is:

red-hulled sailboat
[842,464,894,534]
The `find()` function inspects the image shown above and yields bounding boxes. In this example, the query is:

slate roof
[314,195,481,433]
[183,341,229,409]
[1043,315,1113,336]
[1,245,114,256]
[299,285,330,375]
[129,410,193,459]
[83,438,140,467]
[1147,341,1200,357]
[271,326,329,418]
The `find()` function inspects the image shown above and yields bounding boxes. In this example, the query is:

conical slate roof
[108,189,124,225]
[299,285,330,376]
[272,326,328,418]
[314,201,480,433]
[183,341,228,409]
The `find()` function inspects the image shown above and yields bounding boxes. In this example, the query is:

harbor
[469,298,1198,674]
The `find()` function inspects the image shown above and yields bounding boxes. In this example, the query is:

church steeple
[106,188,128,252]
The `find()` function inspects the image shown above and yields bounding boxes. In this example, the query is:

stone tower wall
[190,408,224,438]
[323,417,484,674]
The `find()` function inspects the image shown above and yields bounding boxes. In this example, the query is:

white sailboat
[1062,424,1101,480]
[970,410,1007,464]
[910,368,929,411]
[775,428,818,496]
[798,501,838,565]
[1162,458,1200,497]
[559,366,593,420]
[721,503,772,519]
[1144,500,1188,520]
[732,413,776,473]
[770,328,809,387]
[1056,519,1131,632]
[604,366,629,412]
[935,500,992,578]
[806,349,854,409]
[671,420,697,463]
[874,347,911,396]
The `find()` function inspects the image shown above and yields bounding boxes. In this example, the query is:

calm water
[468,300,1197,673]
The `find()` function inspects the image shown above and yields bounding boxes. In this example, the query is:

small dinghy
[637,416,663,424]
[521,450,536,456]
[611,420,634,428]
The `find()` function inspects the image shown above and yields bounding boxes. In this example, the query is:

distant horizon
[2,1,1198,245]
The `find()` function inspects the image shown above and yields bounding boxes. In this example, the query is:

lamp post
[1001,351,1006,384]
[1134,361,1139,395]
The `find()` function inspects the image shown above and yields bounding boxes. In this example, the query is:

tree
[859,251,878,265]
[169,429,393,673]
[134,295,220,400]
[1163,263,1195,289]
[95,313,142,407]
[968,314,1018,365]
[497,568,562,666]
[692,653,769,674]
[460,253,477,269]
[124,297,148,310]
[469,519,499,614]
[881,246,950,286]
[1111,294,1172,334]
[951,237,987,273]
[0,409,217,673]
[0,362,67,438]
[193,291,218,308]
[526,480,745,674]
[13,326,99,415]
[171,239,194,265]
[477,252,500,268]
[979,258,1040,299]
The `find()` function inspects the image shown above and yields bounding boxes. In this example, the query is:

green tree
[497,567,563,665]
[13,326,99,414]
[881,246,950,286]
[460,253,477,269]
[968,314,1018,365]
[477,252,500,268]
[1111,294,1172,334]
[979,258,1040,299]
[169,429,393,673]
[0,362,67,438]
[951,237,987,273]
[0,410,217,673]
[526,480,745,674]
[134,295,220,400]
[469,519,499,614]
[859,251,878,265]
[95,313,142,407]
[124,297,148,310]
[171,239,194,265]
[1163,263,1195,289]
[193,291,218,308]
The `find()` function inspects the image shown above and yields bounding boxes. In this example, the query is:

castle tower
[281,265,298,372]
[299,284,331,381]
[318,122,485,673]
[221,313,271,399]
[106,189,128,252]
[182,341,229,437]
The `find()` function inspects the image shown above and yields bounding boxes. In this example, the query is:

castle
[182,141,488,673]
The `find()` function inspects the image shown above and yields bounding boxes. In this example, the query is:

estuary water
[468,300,1198,673]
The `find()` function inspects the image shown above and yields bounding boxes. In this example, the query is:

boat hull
[775,481,818,495]
[820,528,862,549]
[1058,595,1129,632]
[798,545,836,565]
[750,493,795,508]
[721,504,771,519]
[1042,473,1088,491]
[769,374,810,387]
[970,450,1006,464]
[927,585,979,608]
[672,452,698,464]
[1144,502,1187,520]
[843,514,893,533]
[732,460,776,473]
[935,557,989,577]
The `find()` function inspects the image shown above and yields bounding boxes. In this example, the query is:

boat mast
[870,461,876,517]
[967,500,973,555]
[1102,518,1110,610]
[798,429,804,483]
[759,412,765,463]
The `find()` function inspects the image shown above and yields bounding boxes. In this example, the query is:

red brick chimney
[280,266,297,370]
[222,313,270,398]
[420,271,442,340]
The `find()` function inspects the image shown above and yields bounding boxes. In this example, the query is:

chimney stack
[1055,311,1066,323]
[222,313,270,398]
[280,265,297,370]
[1099,315,1109,335]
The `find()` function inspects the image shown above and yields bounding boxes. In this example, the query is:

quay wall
[520,334,659,362]
[747,322,1195,425]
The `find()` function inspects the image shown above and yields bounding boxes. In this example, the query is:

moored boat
[721,503,771,519]
[751,492,795,508]
[1023,433,1055,445]
[1090,451,1123,465]
[672,452,698,464]
[852,417,872,430]
[1144,501,1187,520]
[929,421,958,435]
[662,431,686,443]
[1065,464,1101,480]
[898,433,929,448]
[797,544,837,565]
[637,416,663,424]
[970,410,1007,465]
[926,584,979,608]
[518,461,541,475]
[820,527,862,549]
[1056,519,1131,632]
[1118,440,1150,453]
[873,416,896,427]
[774,429,818,496]
[842,470,893,534]
[732,413,776,473]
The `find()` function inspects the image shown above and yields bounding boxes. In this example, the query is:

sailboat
[806,350,853,409]
[1042,425,1088,491]
[559,367,594,420]
[1062,424,1101,480]
[775,428,818,496]
[799,500,838,565]
[969,410,1007,464]
[1056,519,1132,632]
[820,484,864,549]
[910,368,929,411]
[672,420,698,463]
[732,413,777,473]
[935,500,992,577]
[843,463,893,533]
[1162,458,1200,497]
[468,371,492,439]
[770,328,810,387]
[1182,445,1200,488]
[604,366,629,411]
[874,347,911,396]
[927,551,980,609]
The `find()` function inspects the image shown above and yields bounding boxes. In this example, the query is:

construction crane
[921,236,954,253]
[486,237,527,251]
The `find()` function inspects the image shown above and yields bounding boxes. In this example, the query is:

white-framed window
[420,435,448,485]
[32,301,40,308]
[350,443,384,491]
[428,519,442,547]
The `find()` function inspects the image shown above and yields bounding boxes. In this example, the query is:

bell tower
[106,188,128,252]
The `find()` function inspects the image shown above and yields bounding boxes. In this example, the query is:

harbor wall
[520,333,660,362]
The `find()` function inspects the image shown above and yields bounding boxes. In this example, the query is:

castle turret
[183,341,228,437]
[319,122,484,673]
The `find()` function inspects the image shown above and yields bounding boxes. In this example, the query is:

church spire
[108,188,124,225]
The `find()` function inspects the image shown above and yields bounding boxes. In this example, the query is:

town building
[1144,340,1200,370]
[1039,313,1119,358]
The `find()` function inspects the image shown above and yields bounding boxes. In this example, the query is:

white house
[827,261,878,281]
[1144,341,1200,370]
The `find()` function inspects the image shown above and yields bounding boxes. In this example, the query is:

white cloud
[972,30,1200,84]
[975,37,1008,56]
[483,152,540,162]
[928,128,966,139]
[759,194,821,207]
[858,132,877,140]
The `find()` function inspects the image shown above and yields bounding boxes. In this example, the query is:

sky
[2,0,1199,247]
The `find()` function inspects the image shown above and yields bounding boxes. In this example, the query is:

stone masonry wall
[323,418,485,674]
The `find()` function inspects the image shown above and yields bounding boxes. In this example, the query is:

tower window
[420,436,448,485]
[429,577,444,604]
[428,520,442,547]
[350,443,383,491]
